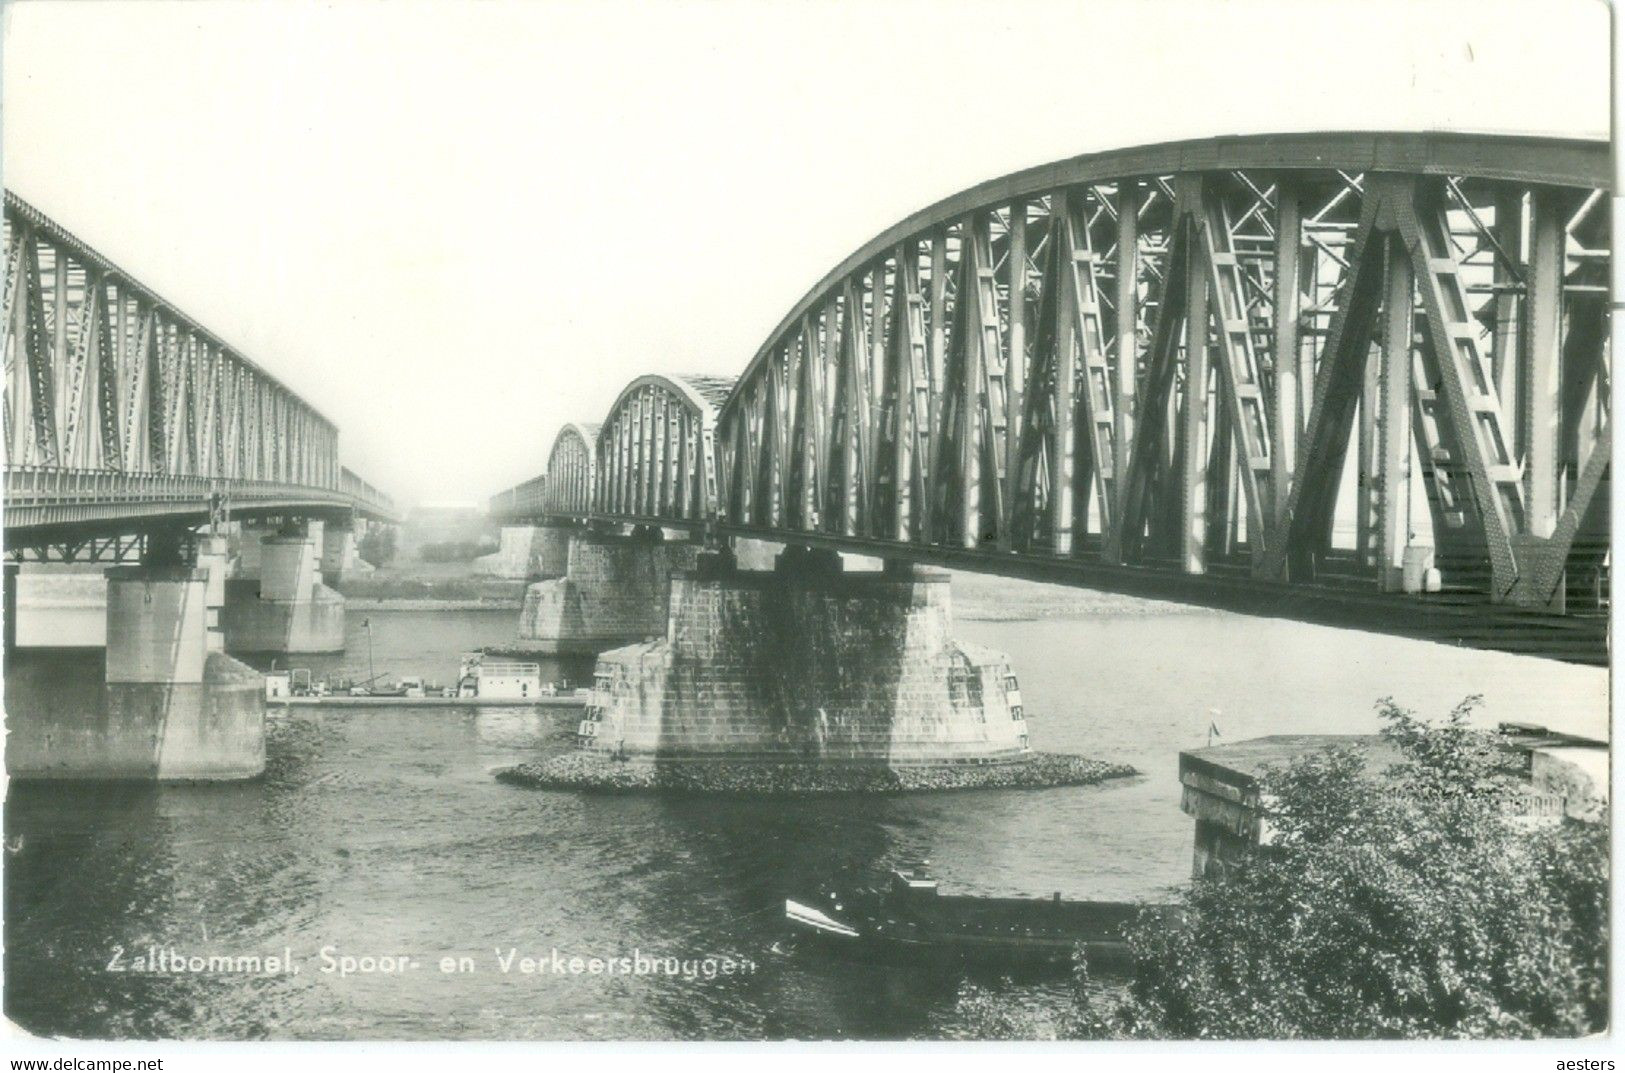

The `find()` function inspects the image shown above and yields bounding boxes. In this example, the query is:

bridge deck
[714,523,1608,667]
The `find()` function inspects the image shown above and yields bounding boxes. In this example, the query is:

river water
[4,579,1607,1039]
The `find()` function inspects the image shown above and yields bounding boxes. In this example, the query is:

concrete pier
[233,520,275,581]
[222,526,345,653]
[7,563,265,781]
[3,562,16,655]
[319,521,362,585]
[513,529,698,654]
[1177,730,1603,876]
[579,548,1029,765]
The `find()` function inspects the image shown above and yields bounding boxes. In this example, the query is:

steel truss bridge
[490,132,1611,665]
[4,192,397,559]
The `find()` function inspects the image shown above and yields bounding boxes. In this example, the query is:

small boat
[785,861,1164,972]
[264,654,589,708]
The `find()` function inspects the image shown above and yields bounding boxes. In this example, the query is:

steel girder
[542,423,597,518]
[708,132,1609,612]
[491,133,1607,635]
[488,474,548,523]
[2,192,397,542]
[596,374,731,526]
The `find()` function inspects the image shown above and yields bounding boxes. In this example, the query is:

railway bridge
[491,131,1610,666]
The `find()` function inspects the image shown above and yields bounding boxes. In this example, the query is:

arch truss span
[714,131,1611,614]
[596,374,734,526]
[544,422,599,518]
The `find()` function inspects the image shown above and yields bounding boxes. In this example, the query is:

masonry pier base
[475,524,571,579]
[6,557,265,781]
[510,528,698,655]
[579,548,1030,765]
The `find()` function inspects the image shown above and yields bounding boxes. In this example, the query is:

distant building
[265,671,291,700]
[457,653,541,699]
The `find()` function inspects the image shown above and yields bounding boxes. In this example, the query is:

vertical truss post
[1296,237,1319,443]
[1114,180,1139,506]
[1357,341,1379,566]
[1064,190,1119,549]
[926,224,949,540]
[941,218,982,548]
[968,215,1006,546]
[1491,190,1524,444]
[1523,187,1565,539]
[1051,192,1077,556]
[765,342,787,527]
[1375,237,1414,591]
[1181,190,1212,575]
[783,343,804,529]
[1271,178,1302,527]
[888,240,930,543]
[832,278,874,536]
[1002,200,1027,551]
[867,266,887,534]
[1205,403,1235,556]
[819,301,841,534]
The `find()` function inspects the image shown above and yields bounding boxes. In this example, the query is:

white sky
[2,0,1610,506]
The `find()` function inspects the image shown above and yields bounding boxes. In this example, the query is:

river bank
[340,565,1215,618]
[346,597,523,611]
[495,750,1137,795]
[338,571,528,610]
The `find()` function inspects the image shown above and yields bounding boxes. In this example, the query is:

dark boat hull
[785,895,1144,974]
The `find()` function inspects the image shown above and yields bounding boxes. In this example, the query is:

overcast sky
[3,0,1610,507]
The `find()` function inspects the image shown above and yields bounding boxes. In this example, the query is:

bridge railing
[6,465,395,520]
[339,467,398,520]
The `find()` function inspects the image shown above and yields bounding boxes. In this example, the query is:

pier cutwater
[2,0,1610,1054]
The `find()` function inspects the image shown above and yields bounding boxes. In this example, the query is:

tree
[958,696,1608,1040]
[356,527,397,567]
[1118,696,1608,1039]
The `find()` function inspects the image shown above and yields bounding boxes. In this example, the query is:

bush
[960,696,1608,1040]
[416,539,496,563]
[1117,696,1608,1039]
[356,528,397,567]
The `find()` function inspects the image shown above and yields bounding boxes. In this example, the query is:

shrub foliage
[961,697,1608,1040]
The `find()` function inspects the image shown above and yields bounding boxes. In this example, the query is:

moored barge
[786,862,1163,972]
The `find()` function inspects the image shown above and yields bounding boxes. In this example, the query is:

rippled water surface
[5,586,1607,1039]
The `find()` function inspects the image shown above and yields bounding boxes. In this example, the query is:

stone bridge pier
[222,519,346,653]
[474,524,573,580]
[6,533,265,781]
[510,526,698,654]
[578,544,1029,765]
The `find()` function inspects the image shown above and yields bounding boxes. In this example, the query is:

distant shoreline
[343,598,522,612]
